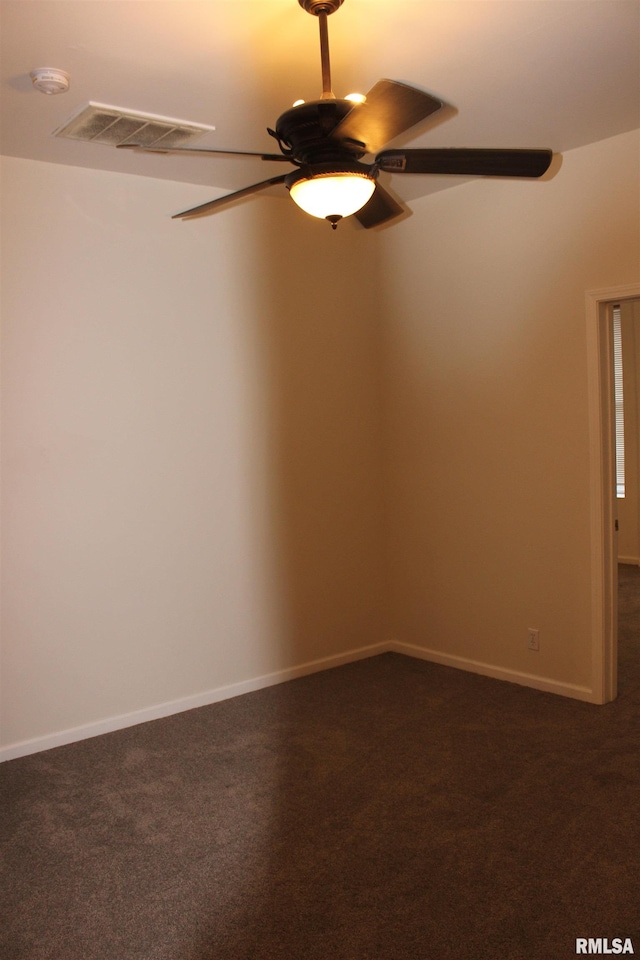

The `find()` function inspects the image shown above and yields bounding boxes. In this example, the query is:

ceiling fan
[119,0,553,229]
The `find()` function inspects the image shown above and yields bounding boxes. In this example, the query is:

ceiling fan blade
[355,183,405,229]
[117,144,291,162]
[330,80,442,155]
[376,148,553,178]
[172,175,287,220]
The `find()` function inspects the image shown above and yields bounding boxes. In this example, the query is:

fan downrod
[298,0,344,15]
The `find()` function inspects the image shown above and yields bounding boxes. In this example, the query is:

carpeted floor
[2,566,639,960]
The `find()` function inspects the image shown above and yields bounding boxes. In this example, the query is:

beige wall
[0,157,386,751]
[382,129,640,693]
[618,299,640,564]
[1,129,639,756]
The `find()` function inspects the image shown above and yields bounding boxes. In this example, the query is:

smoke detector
[30,68,70,95]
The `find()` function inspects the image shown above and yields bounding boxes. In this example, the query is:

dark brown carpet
[2,567,639,960]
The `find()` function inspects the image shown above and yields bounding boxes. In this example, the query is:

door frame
[586,283,640,703]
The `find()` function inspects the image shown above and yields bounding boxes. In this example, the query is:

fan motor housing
[275,99,365,163]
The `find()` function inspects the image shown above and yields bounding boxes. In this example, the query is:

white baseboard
[388,640,597,703]
[0,642,389,763]
[1,638,599,762]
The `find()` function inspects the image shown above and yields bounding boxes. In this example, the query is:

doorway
[615,299,640,566]
[586,284,640,703]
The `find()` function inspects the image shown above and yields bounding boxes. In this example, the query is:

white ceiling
[1,0,639,207]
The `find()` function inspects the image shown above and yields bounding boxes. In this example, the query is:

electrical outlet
[527,628,540,651]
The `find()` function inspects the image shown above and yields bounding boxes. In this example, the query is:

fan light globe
[289,172,375,220]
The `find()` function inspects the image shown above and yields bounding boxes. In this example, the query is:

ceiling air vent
[52,102,215,148]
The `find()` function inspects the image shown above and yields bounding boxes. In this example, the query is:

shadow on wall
[257,198,387,666]
[182,185,388,956]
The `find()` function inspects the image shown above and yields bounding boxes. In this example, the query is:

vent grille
[53,102,215,148]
